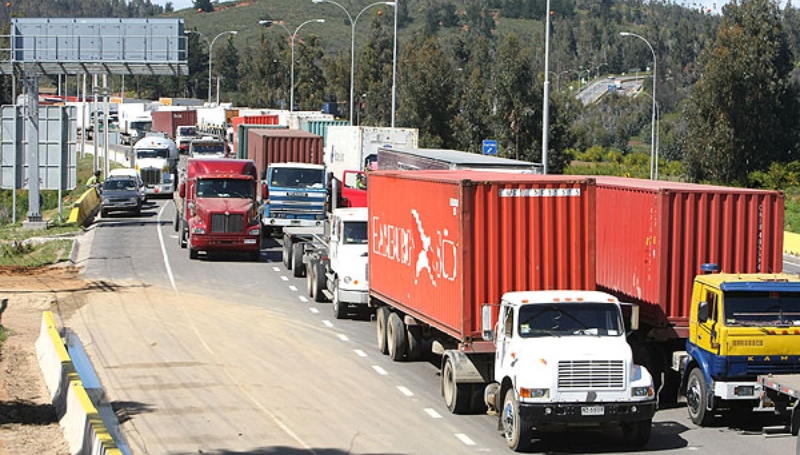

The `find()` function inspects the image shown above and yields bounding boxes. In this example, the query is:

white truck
[302,208,369,319]
[121,112,153,145]
[133,134,179,196]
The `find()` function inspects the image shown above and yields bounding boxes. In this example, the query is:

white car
[107,168,147,203]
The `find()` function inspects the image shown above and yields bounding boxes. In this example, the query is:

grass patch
[0,239,73,267]
[785,189,800,234]
[0,324,6,351]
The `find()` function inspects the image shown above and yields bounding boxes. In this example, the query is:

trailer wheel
[386,312,406,361]
[376,306,389,355]
[686,367,714,426]
[442,356,471,414]
[502,388,533,452]
[406,325,422,361]
[621,419,651,447]
[282,235,292,270]
[292,243,305,277]
[332,280,347,317]
[314,263,326,303]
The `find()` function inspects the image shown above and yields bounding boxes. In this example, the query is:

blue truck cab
[261,162,327,233]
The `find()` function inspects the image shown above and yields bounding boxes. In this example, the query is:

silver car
[101,178,142,217]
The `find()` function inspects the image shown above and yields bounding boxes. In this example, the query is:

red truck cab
[176,158,261,260]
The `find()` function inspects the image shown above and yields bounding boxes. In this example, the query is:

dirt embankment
[0,265,96,455]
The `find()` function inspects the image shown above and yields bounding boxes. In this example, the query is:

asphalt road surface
[68,198,798,454]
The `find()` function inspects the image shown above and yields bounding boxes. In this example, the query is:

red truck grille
[211,213,244,233]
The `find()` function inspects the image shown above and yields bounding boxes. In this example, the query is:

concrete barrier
[66,189,100,226]
[35,311,123,455]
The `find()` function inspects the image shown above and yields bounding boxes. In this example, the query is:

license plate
[244,239,256,244]
[581,406,604,416]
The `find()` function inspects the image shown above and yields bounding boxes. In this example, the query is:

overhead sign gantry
[0,18,188,224]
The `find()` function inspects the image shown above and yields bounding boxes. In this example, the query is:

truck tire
[314,267,328,303]
[502,388,533,452]
[292,243,305,277]
[621,419,652,447]
[189,247,198,260]
[332,279,346,317]
[173,209,179,232]
[406,325,422,361]
[179,223,188,249]
[282,235,292,270]
[376,306,389,355]
[386,312,406,361]
[306,262,316,298]
[442,356,471,414]
[686,367,714,426]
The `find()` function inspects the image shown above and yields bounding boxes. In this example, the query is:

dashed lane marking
[272,266,281,272]
[289,285,298,292]
[372,365,388,376]
[455,434,476,445]
[280,276,289,281]
[337,334,349,341]
[299,296,309,303]
[397,386,413,397]
[309,307,319,314]
[322,320,334,328]
[354,349,367,357]
[424,408,442,419]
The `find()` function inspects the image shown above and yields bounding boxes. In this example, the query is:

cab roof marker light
[701,263,720,274]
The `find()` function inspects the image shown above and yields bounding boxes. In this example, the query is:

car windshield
[192,144,225,155]
[517,303,622,337]
[103,179,137,191]
[131,121,151,131]
[136,148,169,159]
[196,178,253,199]
[724,291,800,326]
[270,168,324,189]
[342,221,367,244]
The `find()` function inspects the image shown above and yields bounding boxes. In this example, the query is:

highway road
[68,198,798,454]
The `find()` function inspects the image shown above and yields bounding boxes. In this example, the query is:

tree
[356,14,394,126]
[293,34,327,111]
[683,0,800,184]
[216,37,240,102]
[193,0,213,13]
[397,33,458,147]
[184,30,208,100]
[237,34,288,108]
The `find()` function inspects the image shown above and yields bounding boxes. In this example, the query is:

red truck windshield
[196,178,253,199]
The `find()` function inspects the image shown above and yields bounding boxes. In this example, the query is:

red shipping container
[231,115,280,156]
[151,110,197,139]
[594,176,784,335]
[369,171,596,341]
[247,129,324,184]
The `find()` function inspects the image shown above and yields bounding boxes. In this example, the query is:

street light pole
[209,30,238,105]
[542,0,551,174]
[620,31,657,180]
[260,19,325,112]
[184,30,238,105]
[312,0,395,123]
[391,0,398,127]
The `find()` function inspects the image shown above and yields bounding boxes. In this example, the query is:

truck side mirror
[698,301,709,323]
[619,302,639,333]
[481,304,495,341]
[178,181,186,199]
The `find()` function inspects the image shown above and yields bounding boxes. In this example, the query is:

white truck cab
[328,208,369,318]
[133,135,179,196]
[482,290,656,451]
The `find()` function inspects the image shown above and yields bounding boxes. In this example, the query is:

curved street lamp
[185,30,238,105]
[260,19,326,112]
[620,31,657,180]
[312,0,395,123]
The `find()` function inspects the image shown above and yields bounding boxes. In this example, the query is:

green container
[300,119,350,147]
[236,124,287,159]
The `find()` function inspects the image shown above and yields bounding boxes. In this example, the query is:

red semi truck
[368,171,657,450]
[174,158,261,260]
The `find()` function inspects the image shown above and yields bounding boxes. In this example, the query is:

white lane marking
[372,365,388,375]
[424,408,442,419]
[397,386,413,397]
[354,349,367,357]
[288,285,298,292]
[322,320,334,328]
[337,334,349,341]
[309,307,319,314]
[299,296,309,303]
[157,203,179,295]
[272,266,281,272]
[280,276,289,281]
[455,434,476,446]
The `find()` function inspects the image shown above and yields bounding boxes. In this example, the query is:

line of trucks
[138,117,800,452]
